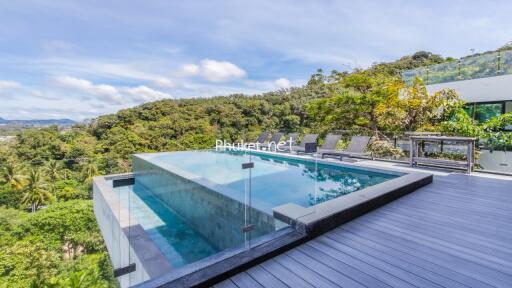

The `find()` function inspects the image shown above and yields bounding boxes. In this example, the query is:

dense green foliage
[0,201,115,287]
[482,113,512,150]
[0,127,115,286]
[0,49,510,286]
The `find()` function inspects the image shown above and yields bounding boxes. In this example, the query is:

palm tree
[43,160,61,183]
[61,167,73,180]
[0,162,25,190]
[21,168,52,212]
[43,160,61,198]
[81,162,98,185]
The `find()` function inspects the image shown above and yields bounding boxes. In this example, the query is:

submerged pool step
[116,185,186,267]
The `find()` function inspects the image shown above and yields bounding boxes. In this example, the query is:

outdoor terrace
[213,160,512,288]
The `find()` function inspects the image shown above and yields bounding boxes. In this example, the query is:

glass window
[463,104,475,119]
[474,103,504,123]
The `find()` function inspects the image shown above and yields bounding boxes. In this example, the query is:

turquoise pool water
[115,184,219,268]
[137,150,402,213]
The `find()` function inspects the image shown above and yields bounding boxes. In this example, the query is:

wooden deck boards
[215,173,512,288]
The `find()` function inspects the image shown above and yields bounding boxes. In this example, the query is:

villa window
[464,102,505,123]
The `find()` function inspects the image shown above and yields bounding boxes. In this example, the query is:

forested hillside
[86,51,451,170]
[2,50,511,286]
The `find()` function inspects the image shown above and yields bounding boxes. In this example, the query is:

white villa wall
[426,74,512,110]
[506,101,512,113]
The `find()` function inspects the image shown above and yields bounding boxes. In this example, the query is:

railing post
[457,60,462,80]
[497,51,502,74]
[466,140,472,174]
[410,138,414,167]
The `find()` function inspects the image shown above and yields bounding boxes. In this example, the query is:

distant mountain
[0,117,76,126]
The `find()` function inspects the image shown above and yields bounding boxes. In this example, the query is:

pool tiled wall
[133,156,278,250]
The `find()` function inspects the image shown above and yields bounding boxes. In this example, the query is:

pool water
[138,150,401,213]
[115,184,219,267]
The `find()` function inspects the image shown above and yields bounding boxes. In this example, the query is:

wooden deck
[213,173,512,288]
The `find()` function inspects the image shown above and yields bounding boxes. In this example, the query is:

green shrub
[440,110,482,137]
[0,185,23,209]
[369,140,404,158]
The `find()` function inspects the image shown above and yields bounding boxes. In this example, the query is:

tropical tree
[377,78,464,131]
[61,167,73,180]
[0,162,25,190]
[81,162,98,186]
[340,70,403,135]
[21,169,52,212]
[43,160,61,183]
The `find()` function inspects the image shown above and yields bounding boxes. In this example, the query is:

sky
[0,0,511,121]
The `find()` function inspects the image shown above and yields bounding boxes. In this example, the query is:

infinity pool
[134,150,402,213]
[121,150,404,268]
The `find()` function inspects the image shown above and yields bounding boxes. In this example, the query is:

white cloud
[274,78,292,89]
[37,58,177,88]
[177,59,246,82]
[55,76,122,104]
[0,80,21,89]
[199,59,246,82]
[55,76,172,104]
[152,77,176,88]
[178,64,200,77]
[123,85,172,102]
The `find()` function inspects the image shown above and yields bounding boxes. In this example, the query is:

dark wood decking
[213,173,512,288]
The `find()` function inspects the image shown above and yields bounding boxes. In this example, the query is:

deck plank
[343,220,512,287]
[324,230,468,288]
[335,227,494,288]
[285,248,380,288]
[212,279,238,288]
[316,236,443,288]
[218,173,512,288]
[273,254,341,288]
[230,272,264,288]
[259,260,315,288]
[245,265,289,288]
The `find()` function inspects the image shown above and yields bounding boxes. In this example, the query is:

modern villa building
[402,50,512,173]
[402,49,512,123]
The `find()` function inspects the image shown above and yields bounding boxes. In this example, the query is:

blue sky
[0,0,510,120]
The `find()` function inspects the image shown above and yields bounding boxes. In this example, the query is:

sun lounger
[289,134,319,153]
[320,135,372,160]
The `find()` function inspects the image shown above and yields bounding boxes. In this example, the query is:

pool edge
[274,172,433,235]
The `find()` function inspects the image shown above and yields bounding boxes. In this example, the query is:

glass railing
[402,49,512,85]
